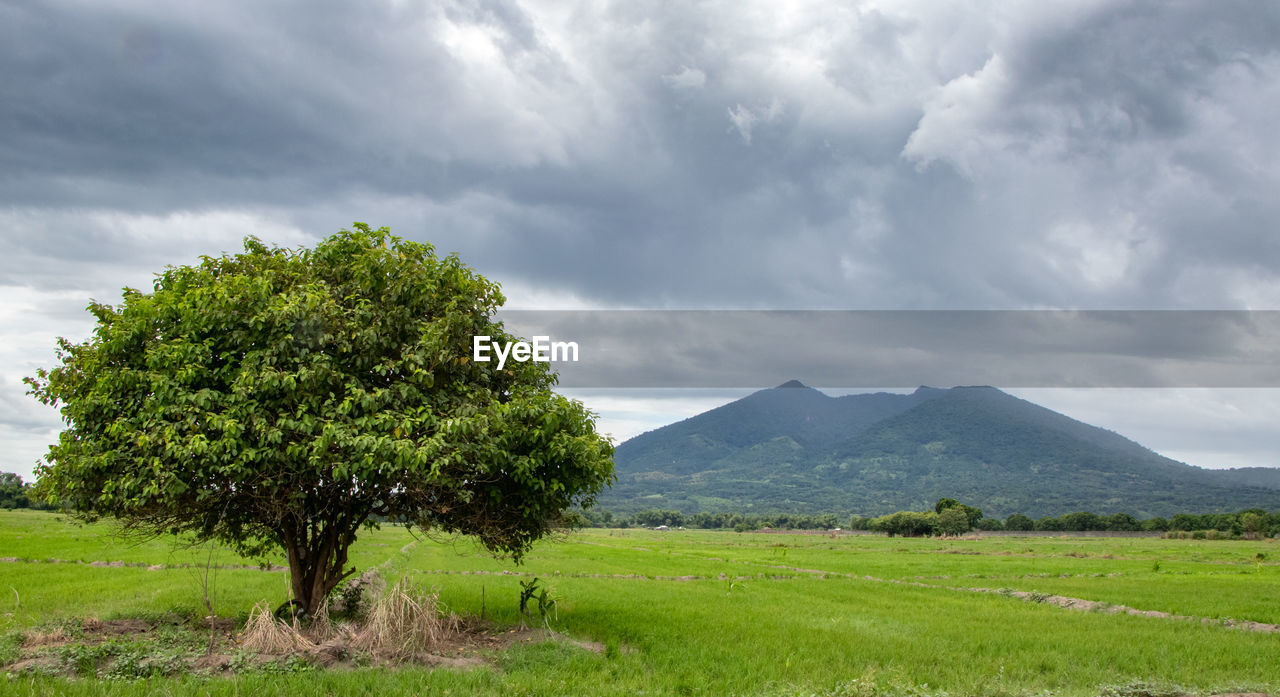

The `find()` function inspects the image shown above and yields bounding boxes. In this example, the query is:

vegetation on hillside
[608,383,1280,517]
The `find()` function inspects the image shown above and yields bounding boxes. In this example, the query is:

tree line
[0,473,53,511]
[579,499,1280,538]
[9,469,1278,540]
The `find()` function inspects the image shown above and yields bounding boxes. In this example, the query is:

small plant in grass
[54,640,117,677]
[227,649,258,674]
[99,644,187,680]
[518,577,558,629]
[826,673,879,697]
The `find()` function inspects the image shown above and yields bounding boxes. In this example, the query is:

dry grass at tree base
[222,577,486,669]
[239,577,464,662]
[239,602,318,655]
[350,577,461,659]
[3,577,602,679]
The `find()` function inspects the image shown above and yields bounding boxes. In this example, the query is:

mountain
[602,382,1280,518]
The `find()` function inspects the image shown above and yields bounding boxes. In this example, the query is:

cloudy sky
[4,0,1280,481]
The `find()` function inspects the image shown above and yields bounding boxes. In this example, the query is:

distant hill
[602,382,1280,518]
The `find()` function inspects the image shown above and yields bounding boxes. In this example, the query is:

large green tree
[27,225,614,613]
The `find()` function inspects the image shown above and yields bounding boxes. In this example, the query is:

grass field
[1,510,1278,696]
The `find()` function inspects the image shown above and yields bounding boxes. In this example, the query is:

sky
[3,0,1280,481]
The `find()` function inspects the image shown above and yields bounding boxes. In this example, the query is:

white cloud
[727,98,783,144]
[662,65,706,89]
[560,388,752,443]
[902,54,1012,177]
[1036,216,1160,292]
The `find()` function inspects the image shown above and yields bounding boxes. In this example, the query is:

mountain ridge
[602,382,1280,518]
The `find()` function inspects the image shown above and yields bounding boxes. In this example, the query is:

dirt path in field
[0,555,287,572]
[957,586,1280,633]
[373,567,768,583]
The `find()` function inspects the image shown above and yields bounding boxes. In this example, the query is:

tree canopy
[26,225,615,613]
[0,473,33,509]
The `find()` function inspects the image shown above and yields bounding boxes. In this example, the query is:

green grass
[2,512,1279,696]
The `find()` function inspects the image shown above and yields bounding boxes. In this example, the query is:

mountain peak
[776,379,808,389]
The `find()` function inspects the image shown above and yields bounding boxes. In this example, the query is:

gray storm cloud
[2,1,1277,307]
[3,0,1280,477]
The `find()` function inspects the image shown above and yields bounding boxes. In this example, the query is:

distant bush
[1141,517,1170,532]
[1034,516,1064,531]
[1004,514,1035,531]
[1106,513,1141,531]
[869,510,941,537]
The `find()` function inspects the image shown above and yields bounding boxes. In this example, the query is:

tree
[26,226,615,614]
[1060,511,1105,531]
[0,473,32,509]
[935,497,983,528]
[1105,512,1140,532]
[1004,513,1035,531]
[1240,511,1266,539]
[1034,516,1064,531]
[1141,517,1170,532]
[633,509,684,528]
[871,510,939,537]
[936,507,970,536]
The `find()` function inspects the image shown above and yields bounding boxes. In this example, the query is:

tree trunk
[280,520,359,616]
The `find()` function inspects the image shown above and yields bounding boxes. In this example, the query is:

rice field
[1,510,1278,696]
